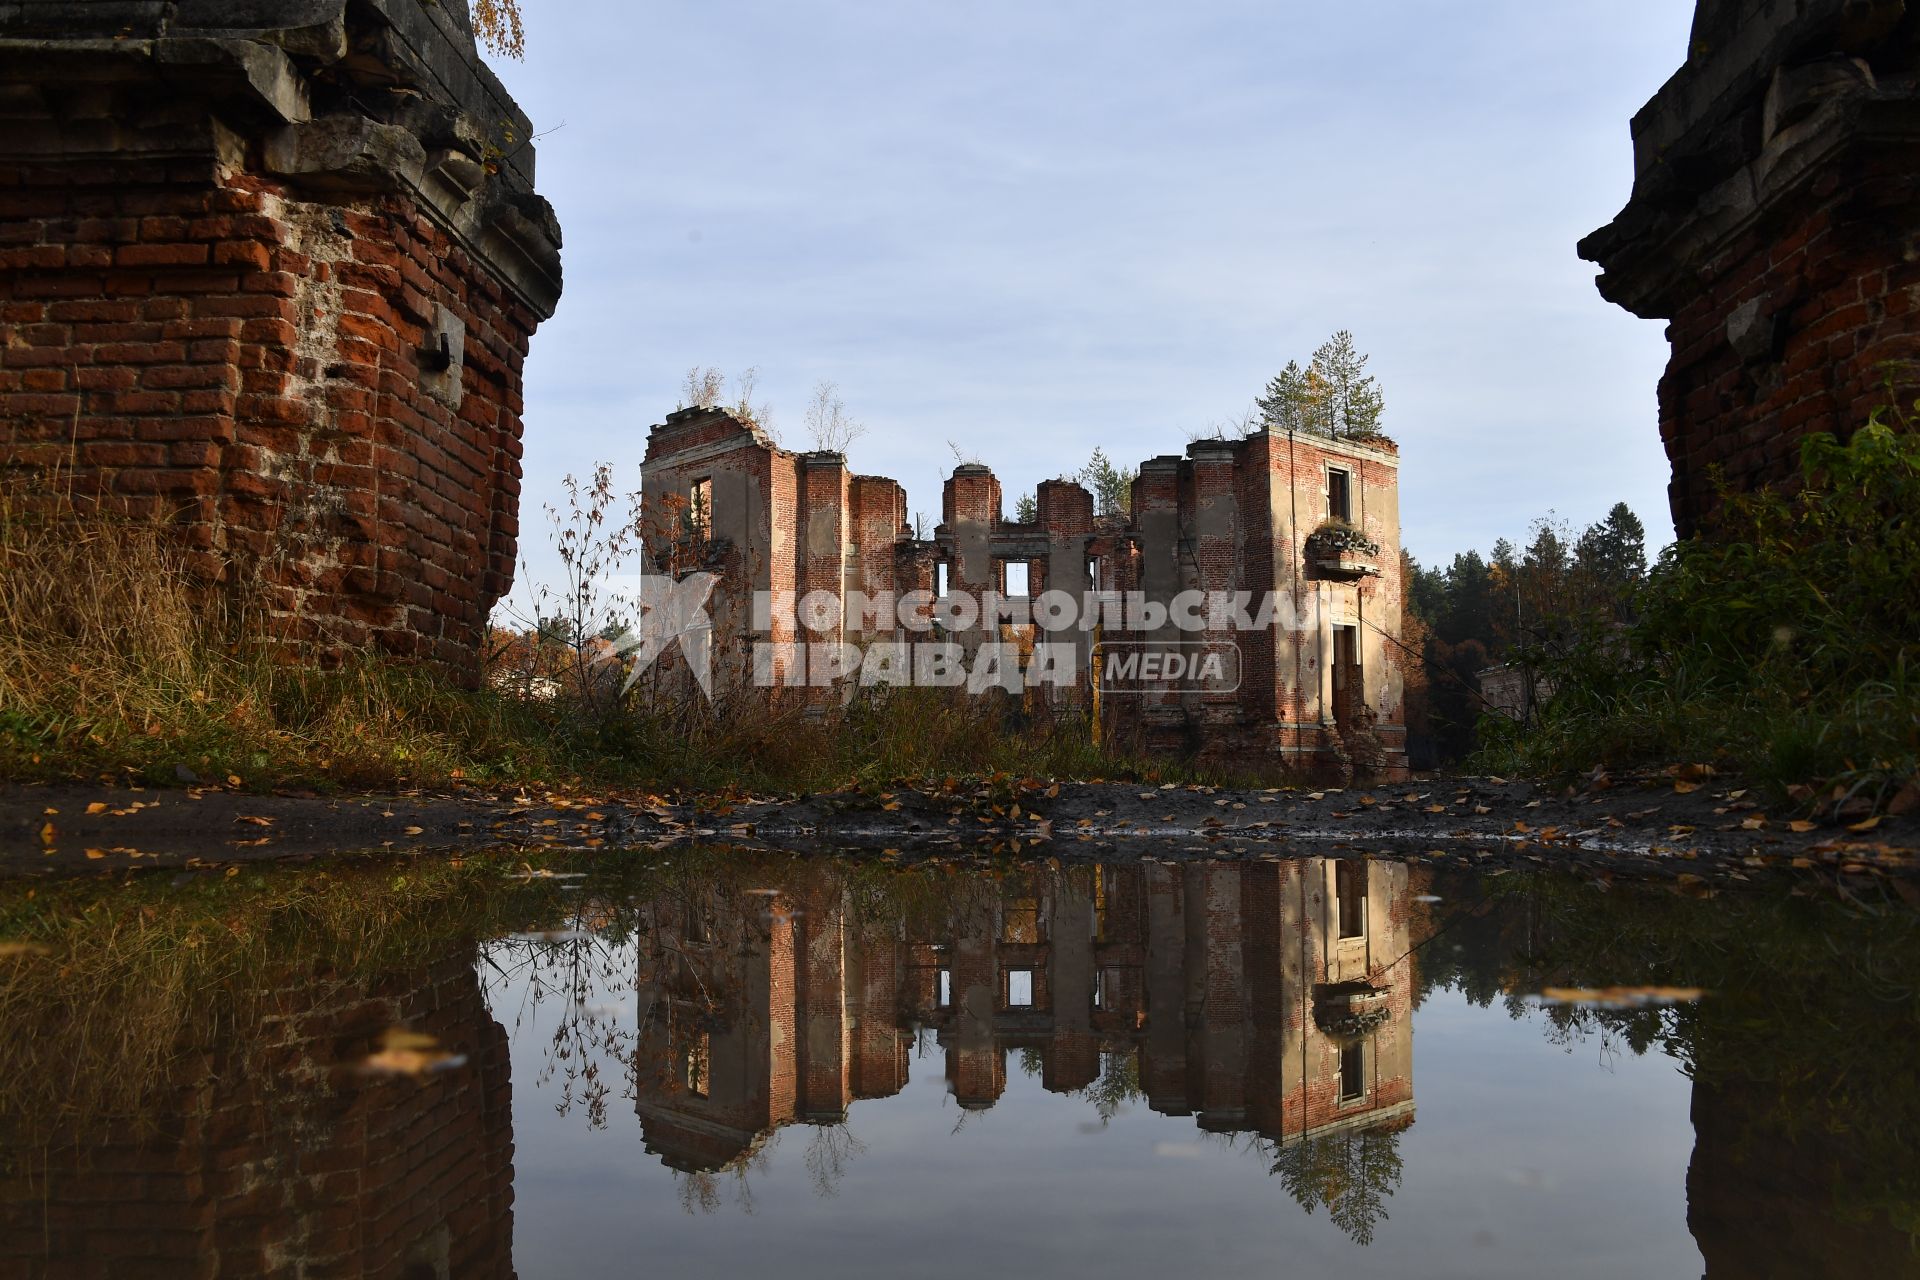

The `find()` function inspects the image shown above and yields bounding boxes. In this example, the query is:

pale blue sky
[495,0,1692,588]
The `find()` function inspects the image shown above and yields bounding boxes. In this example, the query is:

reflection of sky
[491,946,1700,1279]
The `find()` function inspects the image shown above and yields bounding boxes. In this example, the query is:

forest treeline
[1402,503,1647,764]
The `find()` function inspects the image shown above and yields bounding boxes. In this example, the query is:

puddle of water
[0,850,1914,1278]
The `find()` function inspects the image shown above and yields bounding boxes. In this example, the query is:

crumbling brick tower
[1581,0,1920,536]
[0,1,564,676]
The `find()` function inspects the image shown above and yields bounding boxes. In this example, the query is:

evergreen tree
[1308,330,1386,439]
[1256,360,1316,434]
[1255,331,1386,440]
[1077,448,1136,517]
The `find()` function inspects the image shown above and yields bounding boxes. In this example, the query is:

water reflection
[0,851,1913,1277]
[621,859,1415,1240]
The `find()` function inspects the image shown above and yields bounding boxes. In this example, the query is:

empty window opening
[1327,468,1351,522]
[937,968,952,1008]
[683,1030,711,1098]
[1336,861,1367,940]
[1338,1040,1366,1103]
[1005,968,1035,1008]
[1004,560,1030,597]
[1003,895,1041,944]
[1097,967,1122,1012]
[689,477,712,539]
[935,560,950,598]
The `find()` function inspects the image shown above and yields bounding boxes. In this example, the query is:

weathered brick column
[0,0,563,678]
[1580,0,1920,536]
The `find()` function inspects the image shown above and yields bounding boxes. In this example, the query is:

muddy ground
[3,769,1914,891]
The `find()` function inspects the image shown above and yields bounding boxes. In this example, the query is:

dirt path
[3,772,1914,887]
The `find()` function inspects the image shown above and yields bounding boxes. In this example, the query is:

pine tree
[1256,361,1316,434]
[1256,331,1386,440]
[1077,448,1136,517]
[1308,330,1385,439]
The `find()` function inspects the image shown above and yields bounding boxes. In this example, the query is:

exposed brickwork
[0,958,516,1279]
[629,857,1416,1170]
[644,409,1406,779]
[1581,1,1920,535]
[0,1,563,679]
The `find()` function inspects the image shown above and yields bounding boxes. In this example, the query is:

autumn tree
[1255,330,1386,440]
[473,0,526,58]
[804,380,866,454]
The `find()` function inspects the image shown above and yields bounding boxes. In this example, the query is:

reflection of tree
[804,1122,868,1198]
[1082,1051,1143,1125]
[676,1139,771,1216]
[1269,1125,1404,1246]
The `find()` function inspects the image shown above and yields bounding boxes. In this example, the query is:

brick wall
[0,2,563,680]
[0,957,516,1279]
[1580,1,1920,535]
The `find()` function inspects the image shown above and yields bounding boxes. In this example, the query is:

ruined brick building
[0,1,563,676]
[643,409,1409,779]
[1582,0,1920,535]
[631,857,1415,1175]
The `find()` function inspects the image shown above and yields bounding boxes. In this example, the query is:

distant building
[642,409,1410,780]
[630,858,1416,1173]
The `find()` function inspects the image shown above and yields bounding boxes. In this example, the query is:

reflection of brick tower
[632,877,913,1172]
[0,957,517,1279]
[626,857,1417,1172]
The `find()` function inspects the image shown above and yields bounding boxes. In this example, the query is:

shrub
[1477,412,1920,812]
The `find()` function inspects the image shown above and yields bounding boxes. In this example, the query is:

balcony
[1305,521,1381,579]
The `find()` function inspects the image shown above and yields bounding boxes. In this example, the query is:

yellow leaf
[84,849,105,860]
[1673,781,1700,795]
[1848,816,1882,833]
[85,802,107,815]
[404,826,425,836]
[226,775,242,787]
[236,815,274,827]
[38,822,55,844]
[1741,817,1766,831]
[1789,820,1817,833]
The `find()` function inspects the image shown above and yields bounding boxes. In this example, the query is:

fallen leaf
[1848,816,1882,833]
[359,1026,466,1078]
[1673,781,1700,795]
[85,802,108,815]
[1789,820,1817,833]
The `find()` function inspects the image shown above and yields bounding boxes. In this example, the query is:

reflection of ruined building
[0,959,516,1279]
[643,410,1407,777]
[629,858,1414,1171]
[0,1,563,676]
[1582,1,1920,535]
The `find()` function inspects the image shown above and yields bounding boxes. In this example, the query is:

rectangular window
[937,968,952,1008]
[1004,560,1030,598]
[1327,467,1351,522]
[684,1030,711,1098]
[1336,861,1367,940]
[935,560,950,599]
[1005,968,1034,1008]
[689,476,712,539]
[1098,967,1122,1012]
[1092,868,1109,941]
[1002,896,1040,944]
[1338,1040,1365,1103]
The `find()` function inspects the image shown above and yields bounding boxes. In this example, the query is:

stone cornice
[0,0,563,318]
